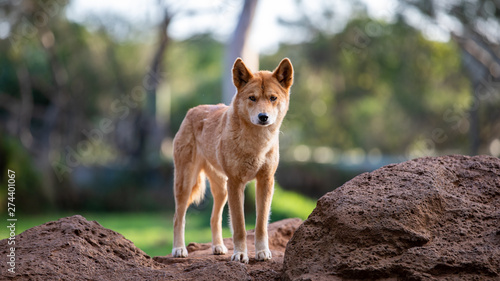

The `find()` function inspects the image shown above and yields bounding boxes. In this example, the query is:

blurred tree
[0,0,230,212]
[166,34,224,133]
[222,0,259,104]
[398,0,500,154]
[0,0,149,207]
[269,0,498,159]
[143,4,173,166]
[265,16,471,159]
[1,0,80,205]
[1,0,495,212]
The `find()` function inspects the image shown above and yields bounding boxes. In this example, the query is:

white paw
[256,249,272,261]
[231,251,249,263]
[212,244,228,255]
[172,247,188,258]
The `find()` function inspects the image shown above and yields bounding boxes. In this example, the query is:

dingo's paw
[212,244,228,255]
[256,249,272,261]
[231,251,249,263]
[172,247,188,258]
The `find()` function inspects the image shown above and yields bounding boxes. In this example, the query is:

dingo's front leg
[254,173,274,261]
[207,171,229,256]
[227,179,249,263]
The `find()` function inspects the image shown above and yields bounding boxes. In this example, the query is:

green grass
[1,184,316,257]
[84,212,177,257]
[1,212,226,258]
[248,181,317,221]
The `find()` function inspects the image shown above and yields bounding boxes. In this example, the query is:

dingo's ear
[273,58,294,89]
[232,58,254,88]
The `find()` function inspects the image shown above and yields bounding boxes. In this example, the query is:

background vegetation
[1,0,499,256]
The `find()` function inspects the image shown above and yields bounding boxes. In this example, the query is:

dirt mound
[154,218,302,280]
[283,155,500,280]
[0,215,168,280]
[0,215,302,280]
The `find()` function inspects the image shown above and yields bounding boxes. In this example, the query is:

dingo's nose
[258,113,269,123]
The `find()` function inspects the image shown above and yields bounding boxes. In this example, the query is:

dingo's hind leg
[172,132,206,258]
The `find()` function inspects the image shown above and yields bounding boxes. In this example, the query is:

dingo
[171,58,293,263]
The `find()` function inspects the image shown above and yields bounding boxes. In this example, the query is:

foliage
[165,34,225,134]
[0,136,44,211]
[263,18,472,159]
[1,1,496,215]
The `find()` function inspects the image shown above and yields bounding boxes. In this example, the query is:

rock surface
[0,215,302,280]
[283,155,500,280]
[3,155,499,280]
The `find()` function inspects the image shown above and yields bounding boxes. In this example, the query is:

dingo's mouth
[257,121,272,126]
[251,113,275,126]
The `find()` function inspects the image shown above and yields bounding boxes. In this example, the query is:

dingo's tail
[188,171,206,206]
[173,156,207,207]
[173,110,207,207]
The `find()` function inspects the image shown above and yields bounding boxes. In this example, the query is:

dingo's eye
[270,96,277,102]
[249,96,256,102]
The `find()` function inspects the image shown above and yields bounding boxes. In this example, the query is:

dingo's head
[232,58,293,127]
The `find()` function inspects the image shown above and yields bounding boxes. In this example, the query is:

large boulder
[0,215,302,280]
[283,155,500,280]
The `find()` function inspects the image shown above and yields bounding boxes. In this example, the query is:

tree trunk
[143,12,172,165]
[454,32,490,155]
[222,0,259,105]
[469,81,480,155]
[16,63,34,149]
[38,28,68,204]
